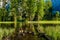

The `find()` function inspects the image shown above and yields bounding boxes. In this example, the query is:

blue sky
[51,0,60,13]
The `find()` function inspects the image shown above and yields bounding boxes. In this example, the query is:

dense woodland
[0,0,60,40]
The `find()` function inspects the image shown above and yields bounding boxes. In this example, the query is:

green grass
[28,21,60,24]
[0,22,14,24]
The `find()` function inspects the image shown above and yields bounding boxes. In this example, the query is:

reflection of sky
[44,0,47,1]
[51,0,60,14]
[52,0,60,9]
[5,0,10,12]
[45,0,60,11]
[44,0,60,14]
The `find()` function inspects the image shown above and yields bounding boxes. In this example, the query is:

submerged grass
[0,25,60,40]
[45,25,60,40]
[0,28,14,40]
